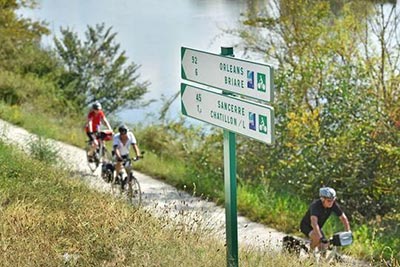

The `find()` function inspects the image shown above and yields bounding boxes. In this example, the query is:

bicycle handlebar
[118,151,145,163]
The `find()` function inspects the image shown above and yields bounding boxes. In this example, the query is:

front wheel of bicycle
[126,173,142,207]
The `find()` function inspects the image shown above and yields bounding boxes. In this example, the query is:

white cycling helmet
[92,101,102,110]
[319,187,336,199]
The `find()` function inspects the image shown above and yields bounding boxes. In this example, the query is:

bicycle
[282,231,353,264]
[110,154,143,207]
[85,130,113,173]
[316,231,353,264]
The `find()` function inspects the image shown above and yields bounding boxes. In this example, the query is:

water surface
[23,0,249,124]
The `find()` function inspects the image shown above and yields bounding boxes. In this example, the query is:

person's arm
[310,215,324,240]
[87,118,94,133]
[102,117,113,132]
[132,143,141,158]
[113,145,122,160]
[339,213,351,232]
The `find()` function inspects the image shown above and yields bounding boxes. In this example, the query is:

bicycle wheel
[111,172,122,194]
[125,173,142,207]
[101,146,112,163]
[85,144,98,173]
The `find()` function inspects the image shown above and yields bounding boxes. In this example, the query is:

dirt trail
[0,119,286,252]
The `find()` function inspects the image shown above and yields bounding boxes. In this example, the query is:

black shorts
[87,132,98,142]
[300,224,325,239]
[116,154,129,162]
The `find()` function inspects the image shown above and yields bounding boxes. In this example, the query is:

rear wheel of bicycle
[126,173,142,207]
[85,144,98,173]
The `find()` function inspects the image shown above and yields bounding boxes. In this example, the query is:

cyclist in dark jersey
[300,187,351,251]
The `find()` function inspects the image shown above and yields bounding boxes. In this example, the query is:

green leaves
[54,23,149,114]
[234,0,400,221]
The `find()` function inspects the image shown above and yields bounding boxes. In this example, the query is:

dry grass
[0,141,377,267]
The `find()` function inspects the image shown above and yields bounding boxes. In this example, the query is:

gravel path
[0,118,286,252]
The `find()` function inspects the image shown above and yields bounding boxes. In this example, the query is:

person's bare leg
[309,230,320,250]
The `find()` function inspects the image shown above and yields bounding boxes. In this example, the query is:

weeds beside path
[0,119,373,266]
[0,118,287,251]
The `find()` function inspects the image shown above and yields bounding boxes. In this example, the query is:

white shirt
[113,131,137,156]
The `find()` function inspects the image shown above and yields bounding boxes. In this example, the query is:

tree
[233,0,400,218]
[54,23,149,114]
[0,0,49,73]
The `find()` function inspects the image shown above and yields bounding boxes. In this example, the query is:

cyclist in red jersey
[85,101,113,158]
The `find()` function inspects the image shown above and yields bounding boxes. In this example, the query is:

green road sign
[181,47,274,103]
[181,83,275,145]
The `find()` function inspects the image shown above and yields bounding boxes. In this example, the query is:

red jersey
[85,110,106,133]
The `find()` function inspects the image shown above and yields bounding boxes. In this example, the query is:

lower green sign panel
[181,83,275,144]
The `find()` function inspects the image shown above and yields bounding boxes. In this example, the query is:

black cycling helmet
[118,124,129,134]
[92,101,102,110]
[319,187,336,199]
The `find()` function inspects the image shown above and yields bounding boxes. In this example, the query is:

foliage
[27,135,59,164]
[0,0,49,72]
[233,0,400,221]
[0,1,75,117]
[0,102,84,147]
[0,0,399,263]
[135,120,225,199]
[53,23,150,114]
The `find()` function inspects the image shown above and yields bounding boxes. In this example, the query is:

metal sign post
[180,46,274,267]
[221,47,238,267]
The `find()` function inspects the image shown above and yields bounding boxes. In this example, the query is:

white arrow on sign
[181,83,275,144]
[181,47,274,103]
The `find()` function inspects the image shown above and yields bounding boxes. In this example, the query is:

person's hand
[320,237,329,244]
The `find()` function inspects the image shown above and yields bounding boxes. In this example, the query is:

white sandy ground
[0,119,369,266]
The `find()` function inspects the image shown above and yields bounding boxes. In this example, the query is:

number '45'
[196,93,202,102]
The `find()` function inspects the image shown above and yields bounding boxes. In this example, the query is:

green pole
[221,46,238,267]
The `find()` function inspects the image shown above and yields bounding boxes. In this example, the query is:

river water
[22,0,256,124]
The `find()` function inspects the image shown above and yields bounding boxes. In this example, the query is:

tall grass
[0,102,85,147]
[27,135,59,164]
[0,141,354,267]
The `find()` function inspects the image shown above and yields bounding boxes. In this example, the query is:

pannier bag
[332,231,353,246]
[99,130,113,141]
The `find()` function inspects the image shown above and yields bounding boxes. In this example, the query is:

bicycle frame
[110,156,142,207]
[314,232,353,264]
[86,130,113,173]
[282,231,353,264]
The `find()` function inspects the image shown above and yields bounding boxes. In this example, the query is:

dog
[282,235,309,255]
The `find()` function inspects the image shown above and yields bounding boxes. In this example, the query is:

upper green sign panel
[181,47,274,103]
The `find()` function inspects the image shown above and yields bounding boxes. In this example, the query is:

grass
[0,103,399,265]
[0,141,357,267]
[0,102,84,147]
